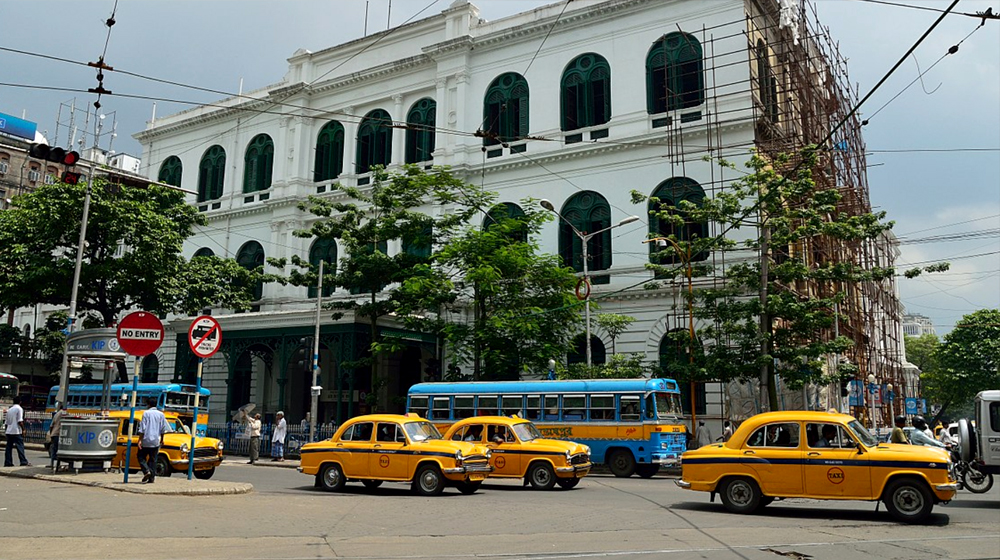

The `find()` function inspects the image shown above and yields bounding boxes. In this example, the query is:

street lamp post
[644,236,698,440]
[539,200,638,368]
[867,373,877,434]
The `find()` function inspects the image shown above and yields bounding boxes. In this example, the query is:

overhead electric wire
[897,213,1000,236]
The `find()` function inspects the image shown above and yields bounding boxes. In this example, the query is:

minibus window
[454,397,474,419]
[409,396,428,418]
[501,396,523,417]
[619,396,640,421]
[563,396,585,420]
[525,396,541,420]
[589,395,614,420]
[543,396,559,420]
[431,397,451,420]
[477,396,498,415]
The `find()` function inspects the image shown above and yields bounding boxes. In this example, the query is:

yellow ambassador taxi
[677,411,958,523]
[298,413,493,495]
[443,416,592,490]
[111,410,224,479]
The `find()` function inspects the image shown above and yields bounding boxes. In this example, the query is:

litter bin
[57,418,119,474]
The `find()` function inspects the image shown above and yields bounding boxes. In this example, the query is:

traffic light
[29,143,82,184]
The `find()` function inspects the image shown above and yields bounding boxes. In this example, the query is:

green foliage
[0,325,26,359]
[595,313,635,354]
[558,353,652,380]
[904,262,950,279]
[0,177,261,324]
[924,309,1000,415]
[904,333,939,373]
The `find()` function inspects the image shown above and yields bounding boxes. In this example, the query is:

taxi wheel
[720,477,761,514]
[884,478,934,523]
[636,464,660,478]
[155,456,172,478]
[528,462,556,490]
[361,480,383,490]
[194,467,215,480]
[413,464,445,496]
[456,481,482,495]
[319,463,346,492]
[608,450,636,478]
[557,478,580,489]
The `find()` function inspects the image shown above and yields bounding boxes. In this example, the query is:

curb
[0,468,254,496]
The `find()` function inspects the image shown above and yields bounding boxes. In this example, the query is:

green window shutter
[357,109,392,174]
[308,238,338,298]
[402,224,433,259]
[561,53,612,131]
[483,73,529,145]
[315,121,345,182]
[648,177,709,264]
[158,156,183,188]
[198,145,226,202]
[647,33,703,114]
[193,248,214,258]
[405,98,436,164]
[484,202,528,243]
[244,134,274,193]
[236,241,265,301]
[558,191,612,277]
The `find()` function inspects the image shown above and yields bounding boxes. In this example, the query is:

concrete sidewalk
[223,456,300,469]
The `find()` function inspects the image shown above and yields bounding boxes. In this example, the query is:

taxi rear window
[747,422,800,448]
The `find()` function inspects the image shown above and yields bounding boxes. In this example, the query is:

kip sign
[116,312,165,356]
[188,316,222,359]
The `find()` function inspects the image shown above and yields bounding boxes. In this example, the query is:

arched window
[243,134,274,193]
[315,120,345,182]
[756,40,779,123]
[659,330,705,415]
[567,334,607,366]
[193,248,215,258]
[141,355,159,383]
[402,225,433,259]
[561,53,611,131]
[484,202,528,243]
[648,177,709,264]
[158,156,182,188]
[405,99,436,164]
[349,241,389,295]
[308,238,337,298]
[197,145,226,203]
[483,73,529,146]
[558,191,612,284]
[236,241,265,301]
[356,109,393,174]
[646,32,704,114]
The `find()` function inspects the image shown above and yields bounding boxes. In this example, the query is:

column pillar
[391,94,405,167]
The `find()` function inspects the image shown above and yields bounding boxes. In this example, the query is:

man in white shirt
[136,398,171,483]
[247,413,262,464]
[4,396,31,467]
[271,411,287,462]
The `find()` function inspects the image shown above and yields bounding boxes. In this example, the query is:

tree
[633,147,895,411]
[595,313,635,355]
[923,309,1000,419]
[904,333,939,373]
[0,178,262,325]
[559,353,652,380]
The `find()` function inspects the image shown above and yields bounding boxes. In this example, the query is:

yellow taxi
[111,410,224,479]
[443,416,592,490]
[298,413,493,495]
[677,411,958,523]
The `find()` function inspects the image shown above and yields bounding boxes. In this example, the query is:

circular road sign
[188,315,222,359]
[116,312,165,356]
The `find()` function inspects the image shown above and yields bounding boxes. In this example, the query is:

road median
[0,465,253,495]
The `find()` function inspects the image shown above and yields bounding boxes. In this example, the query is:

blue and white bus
[45,383,211,436]
[407,378,687,478]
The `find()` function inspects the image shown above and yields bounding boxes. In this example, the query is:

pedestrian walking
[136,398,171,483]
[721,420,734,443]
[3,396,31,467]
[271,411,287,461]
[247,413,262,464]
[47,403,67,467]
[695,420,714,448]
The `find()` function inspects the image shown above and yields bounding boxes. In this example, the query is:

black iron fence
[206,422,338,459]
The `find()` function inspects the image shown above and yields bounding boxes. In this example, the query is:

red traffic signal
[28,143,81,166]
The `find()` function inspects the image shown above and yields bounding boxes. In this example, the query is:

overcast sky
[2,0,997,337]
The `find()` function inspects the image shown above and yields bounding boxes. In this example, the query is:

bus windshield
[653,392,683,419]
[512,422,543,442]
[163,392,209,410]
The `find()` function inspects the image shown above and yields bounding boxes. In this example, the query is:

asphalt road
[1,448,997,560]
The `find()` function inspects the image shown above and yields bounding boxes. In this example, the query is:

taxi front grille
[193,447,218,458]
[570,453,590,465]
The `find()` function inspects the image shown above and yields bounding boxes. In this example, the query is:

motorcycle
[950,448,994,494]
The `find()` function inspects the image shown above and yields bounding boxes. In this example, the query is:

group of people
[245,411,287,464]
[889,414,949,448]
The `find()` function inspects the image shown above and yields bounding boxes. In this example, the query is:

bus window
[454,396,474,419]
[619,396,641,421]
[409,396,428,418]
[563,396,585,420]
[525,396,541,420]
[589,395,614,421]
[501,396,523,417]
[644,394,656,419]
[431,397,451,420]
[477,396,498,416]
[543,396,559,420]
[653,392,683,419]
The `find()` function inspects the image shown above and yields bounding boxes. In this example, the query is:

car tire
[528,462,556,490]
[757,496,774,509]
[155,455,171,478]
[319,463,346,492]
[193,467,215,480]
[883,478,934,523]
[557,478,580,489]
[361,479,383,490]
[455,481,482,495]
[608,450,636,478]
[635,464,660,478]
[413,464,445,496]
[719,477,762,514]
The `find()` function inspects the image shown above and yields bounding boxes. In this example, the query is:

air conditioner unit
[28,170,41,182]
[45,174,56,185]
[0,161,8,174]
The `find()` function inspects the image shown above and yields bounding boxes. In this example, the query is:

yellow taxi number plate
[469,474,486,481]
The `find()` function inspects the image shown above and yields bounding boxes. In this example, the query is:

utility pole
[309,260,323,443]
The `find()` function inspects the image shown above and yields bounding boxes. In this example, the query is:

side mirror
[856,441,865,455]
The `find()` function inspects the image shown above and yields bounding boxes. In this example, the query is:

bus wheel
[608,450,636,478]
[636,464,660,478]
[155,455,172,478]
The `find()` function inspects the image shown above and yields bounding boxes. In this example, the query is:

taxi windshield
[404,421,442,442]
[512,422,542,442]
[653,392,682,419]
[846,420,878,447]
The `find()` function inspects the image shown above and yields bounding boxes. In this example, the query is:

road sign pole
[123,357,140,483]
[188,357,204,480]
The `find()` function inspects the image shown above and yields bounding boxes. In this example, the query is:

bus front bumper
[651,454,681,467]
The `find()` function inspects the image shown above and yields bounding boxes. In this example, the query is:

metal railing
[205,422,337,459]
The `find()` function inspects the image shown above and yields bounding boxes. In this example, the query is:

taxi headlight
[217,441,225,451]
[454,450,463,465]
[565,450,573,461]
[180,443,190,454]
[485,449,492,459]
[583,445,591,455]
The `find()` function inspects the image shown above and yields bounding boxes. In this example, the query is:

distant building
[902,314,936,337]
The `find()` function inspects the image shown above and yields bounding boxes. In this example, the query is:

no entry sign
[116,312,165,356]
[188,315,222,358]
